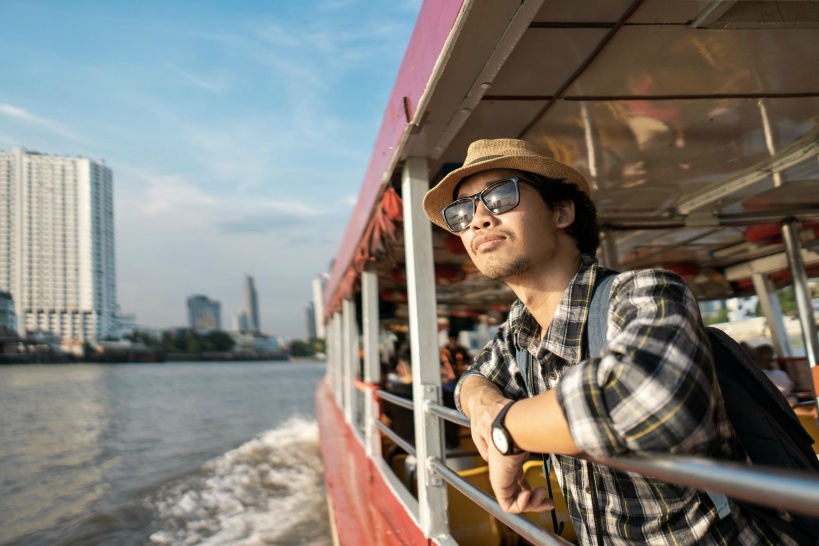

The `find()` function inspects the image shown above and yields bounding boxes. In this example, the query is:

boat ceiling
[334,0,819,320]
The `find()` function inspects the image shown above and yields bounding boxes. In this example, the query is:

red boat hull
[315,380,430,545]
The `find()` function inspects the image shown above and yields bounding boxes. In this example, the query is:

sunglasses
[440,177,537,233]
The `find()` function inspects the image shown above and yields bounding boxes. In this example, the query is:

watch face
[492,427,509,454]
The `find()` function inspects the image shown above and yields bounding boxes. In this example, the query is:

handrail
[591,453,819,518]
[375,419,417,457]
[376,389,415,411]
[429,458,574,546]
[426,399,470,427]
[423,401,819,518]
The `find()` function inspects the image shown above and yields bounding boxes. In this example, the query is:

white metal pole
[342,298,359,426]
[362,267,381,457]
[333,312,343,406]
[402,156,449,538]
[781,220,819,370]
[751,272,792,358]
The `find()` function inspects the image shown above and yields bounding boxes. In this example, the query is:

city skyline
[0,1,421,338]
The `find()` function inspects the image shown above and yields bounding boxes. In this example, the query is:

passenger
[743,342,797,406]
[421,138,799,544]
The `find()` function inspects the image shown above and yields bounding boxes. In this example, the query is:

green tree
[290,339,315,357]
[207,331,235,351]
[703,308,729,326]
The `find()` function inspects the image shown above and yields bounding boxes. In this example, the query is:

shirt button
[585,486,590,493]
[549,372,558,381]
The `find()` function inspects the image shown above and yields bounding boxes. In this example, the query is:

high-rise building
[244,274,259,333]
[0,148,117,341]
[305,301,316,340]
[0,290,17,332]
[312,273,328,339]
[232,310,249,333]
[187,295,221,330]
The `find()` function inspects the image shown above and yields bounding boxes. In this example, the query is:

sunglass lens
[483,180,519,214]
[443,201,473,232]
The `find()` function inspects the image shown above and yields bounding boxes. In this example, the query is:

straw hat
[422,138,590,231]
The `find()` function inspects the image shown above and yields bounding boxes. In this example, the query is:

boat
[314,1,819,544]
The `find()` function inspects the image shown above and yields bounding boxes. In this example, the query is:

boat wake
[146,416,331,546]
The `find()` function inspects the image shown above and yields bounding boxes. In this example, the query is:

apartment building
[0,147,117,341]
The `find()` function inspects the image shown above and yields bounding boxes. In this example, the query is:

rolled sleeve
[557,270,719,458]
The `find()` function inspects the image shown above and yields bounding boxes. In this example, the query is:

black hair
[525,172,600,255]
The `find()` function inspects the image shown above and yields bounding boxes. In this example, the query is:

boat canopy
[325,0,819,321]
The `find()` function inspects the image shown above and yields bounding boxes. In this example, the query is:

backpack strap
[587,272,617,358]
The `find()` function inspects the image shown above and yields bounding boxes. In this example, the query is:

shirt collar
[512,254,602,365]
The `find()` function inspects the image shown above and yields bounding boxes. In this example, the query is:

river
[0,361,331,546]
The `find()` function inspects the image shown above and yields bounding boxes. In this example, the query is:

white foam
[148,416,331,546]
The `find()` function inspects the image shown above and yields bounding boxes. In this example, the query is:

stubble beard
[478,255,531,281]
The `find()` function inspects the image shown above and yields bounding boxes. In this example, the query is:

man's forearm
[459,374,506,419]
[460,374,580,456]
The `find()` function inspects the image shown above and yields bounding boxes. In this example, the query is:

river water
[0,361,331,546]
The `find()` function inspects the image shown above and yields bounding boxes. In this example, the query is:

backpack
[588,272,819,544]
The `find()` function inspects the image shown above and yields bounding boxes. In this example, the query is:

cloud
[218,214,305,234]
[164,64,228,92]
[0,103,86,143]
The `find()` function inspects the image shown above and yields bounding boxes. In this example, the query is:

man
[421,138,792,545]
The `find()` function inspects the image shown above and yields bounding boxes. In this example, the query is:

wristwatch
[491,401,522,455]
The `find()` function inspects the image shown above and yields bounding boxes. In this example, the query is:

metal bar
[375,420,417,458]
[782,219,819,370]
[437,405,819,518]
[676,133,819,215]
[691,0,737,28]
[751,272,792,358]
[599,207,819,231]
[429,459,575,546]
[377,389,416,411]
[362,267,381,458]
[402,156,449,538]
[426,400,470,427]
[332,313,343,405]
[594,454,819,518]
[342,299,358,425]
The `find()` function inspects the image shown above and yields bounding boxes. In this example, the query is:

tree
[289,339,315,357]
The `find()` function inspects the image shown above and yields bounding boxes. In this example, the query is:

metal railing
[372,384,819,545]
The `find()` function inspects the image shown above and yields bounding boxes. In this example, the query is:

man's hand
[488,447,554,513]
[460,376,509,460]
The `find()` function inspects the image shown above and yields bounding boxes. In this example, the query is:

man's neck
[507,252,582,336]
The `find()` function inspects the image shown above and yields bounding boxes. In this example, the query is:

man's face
[456,168,563,281]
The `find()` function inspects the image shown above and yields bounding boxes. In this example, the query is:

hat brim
[422,154,589,231]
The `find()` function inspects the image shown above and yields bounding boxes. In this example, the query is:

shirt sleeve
[556,269,720,458]
[453,315,527,413]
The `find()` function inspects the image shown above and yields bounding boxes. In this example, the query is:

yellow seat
[448,465,506,546]
[520,460,578,544]
[389,451,409,486]
[795,407,819,454]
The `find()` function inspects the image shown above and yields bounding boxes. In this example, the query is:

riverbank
[0,351,291,364]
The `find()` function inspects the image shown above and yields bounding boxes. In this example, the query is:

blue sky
[0,0,421,339]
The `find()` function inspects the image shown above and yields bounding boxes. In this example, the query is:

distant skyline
[0,0,421,339]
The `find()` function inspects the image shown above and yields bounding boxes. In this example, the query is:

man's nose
[470,199,496,230]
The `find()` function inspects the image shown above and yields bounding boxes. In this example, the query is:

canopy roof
[325,0,819,320]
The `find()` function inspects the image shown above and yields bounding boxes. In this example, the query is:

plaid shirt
[455,255,793,546]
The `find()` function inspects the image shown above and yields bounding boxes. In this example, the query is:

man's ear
[554,201,575,228]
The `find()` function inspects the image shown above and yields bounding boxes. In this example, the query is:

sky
[0,0,422,339]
